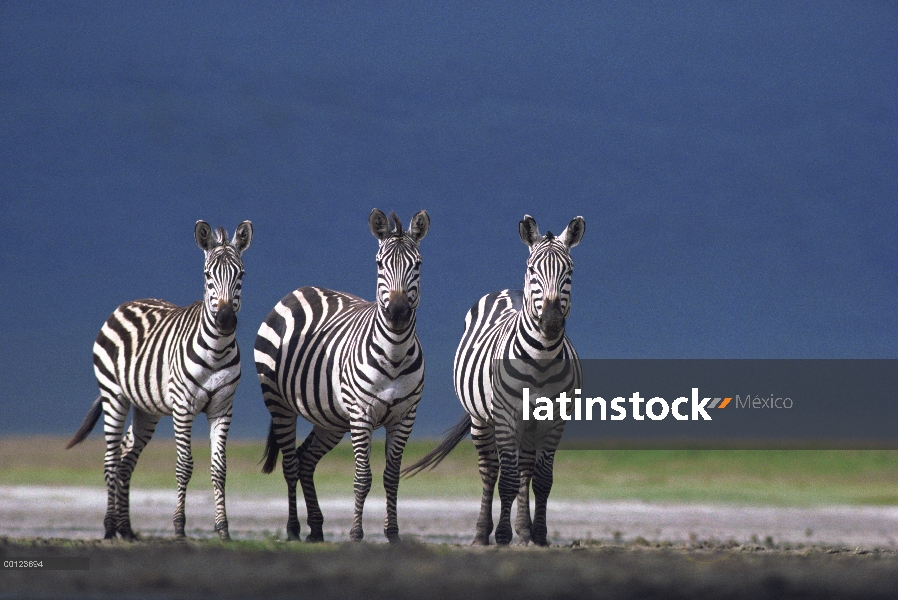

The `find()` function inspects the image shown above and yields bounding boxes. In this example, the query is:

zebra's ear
[558,216,585,249]
[195,221,215,251]
[519,215,541,247]
[407,210,430,243]
[232,221,253,254]
[369,208,391,241]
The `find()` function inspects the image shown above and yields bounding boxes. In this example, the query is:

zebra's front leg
[298,426,344,542]
[494,434,520,546]
[101,394,128,540]
[349,421,374,542]
[471,417,498,545]
[115,408,160,540]
[530,449,556,546]
[514,441,536,545]
[383,409,416,543]
[172,408,196,538]
[208,408,232,541]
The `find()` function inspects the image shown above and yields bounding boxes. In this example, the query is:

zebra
[403,214,584,546]
[255,209,429,543]
[67,220,253,541]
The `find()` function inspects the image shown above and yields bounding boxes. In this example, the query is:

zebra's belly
[293,403,351,431]
[121,385,173,416]
[458,359,580,432]
[286,373,353,431]
[116,363,240,418]
[285,364,423,431]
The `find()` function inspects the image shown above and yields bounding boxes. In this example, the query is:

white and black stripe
[255,209,429,543]
[404,214,584,546]
[67,220,253,541]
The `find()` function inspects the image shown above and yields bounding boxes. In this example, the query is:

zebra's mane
[213,227,230,246]
[389,211,404,237]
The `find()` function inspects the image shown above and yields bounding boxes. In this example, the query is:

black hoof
[305,532,324,543]
[495,524,513,546]
[530,524,548,546]
[215,522,230,541]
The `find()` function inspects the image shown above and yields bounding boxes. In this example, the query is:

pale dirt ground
[3,486,898,599]
[2,485,898,548]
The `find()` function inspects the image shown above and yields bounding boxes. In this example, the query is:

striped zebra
[404,214,584,546]
[67,220,253,541]
[255,209,429,543]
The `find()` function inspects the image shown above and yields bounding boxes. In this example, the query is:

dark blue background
[2,2,895,440]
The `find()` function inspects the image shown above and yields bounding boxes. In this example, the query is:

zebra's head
[195,220,253,335]
[519,215,585,341]
[369,208,430,330]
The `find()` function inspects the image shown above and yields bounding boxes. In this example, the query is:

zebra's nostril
[384,290,412,325]
[539,298,566,339]
[386,300,411,322]
[215,302,237,332]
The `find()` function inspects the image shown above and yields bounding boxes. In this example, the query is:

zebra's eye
[205,270,212,279]
[376,260,384,269]
[414,260,422,269]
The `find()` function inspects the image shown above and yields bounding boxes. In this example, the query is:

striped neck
[512,306,566,360]
[372,306,418,362]
[198,301,238,358]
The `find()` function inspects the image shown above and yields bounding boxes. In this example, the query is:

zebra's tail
[66,395,103,449]
[261,419,280,474]
[401,413,472,478]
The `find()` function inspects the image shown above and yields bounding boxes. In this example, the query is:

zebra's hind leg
[348,421,374,542]
[269,416,301,540]
[530,448,556,546]
[471,418,498,545]
[115,408,160,540]
[208,408,232,541]
[297,426,344,542]
[101,394,129,540]
[172,409,197,538]
[514,438,536,545]
[383,408,417,543]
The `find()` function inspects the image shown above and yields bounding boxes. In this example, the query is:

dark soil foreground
[1,537,896,600]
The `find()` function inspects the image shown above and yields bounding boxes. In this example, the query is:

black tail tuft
[66,395,103,449]
[260,419,280,474]
[401,414,472,478]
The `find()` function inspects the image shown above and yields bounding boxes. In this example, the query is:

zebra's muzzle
[539,298,565,340]
[215,300,237,333]
[385,291,412,329]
